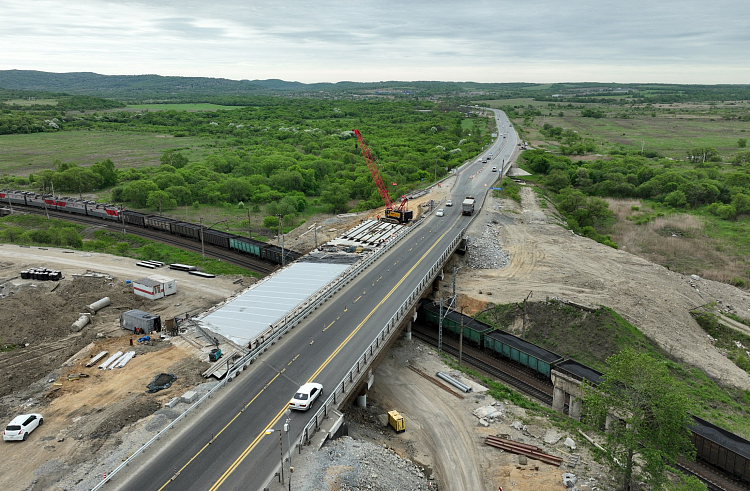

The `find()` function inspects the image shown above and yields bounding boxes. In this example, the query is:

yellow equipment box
[388,410,405,433]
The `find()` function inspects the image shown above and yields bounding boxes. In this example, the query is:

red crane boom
[352,129,394,209]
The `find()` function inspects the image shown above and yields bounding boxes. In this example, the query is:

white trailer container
[133,278,165,300]
[148,274,177,296]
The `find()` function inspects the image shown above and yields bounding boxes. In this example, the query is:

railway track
[411,326,555,405]
[412,323,750,490]
[14,206,277,275]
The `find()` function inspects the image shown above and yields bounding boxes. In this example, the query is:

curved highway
[113,109,517,491]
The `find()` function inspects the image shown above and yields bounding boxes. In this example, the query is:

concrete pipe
[87,297,111,313]
[71,314,91,332]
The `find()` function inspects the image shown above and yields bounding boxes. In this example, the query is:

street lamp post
[265,428,284,484]
[284,411,292,491]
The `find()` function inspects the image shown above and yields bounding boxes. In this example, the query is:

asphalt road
[113,110,517,491]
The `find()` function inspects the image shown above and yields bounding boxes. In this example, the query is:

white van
[492,166,497,172]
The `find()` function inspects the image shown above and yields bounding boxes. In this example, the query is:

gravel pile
[466,224,510,269]
[282,436,433,491]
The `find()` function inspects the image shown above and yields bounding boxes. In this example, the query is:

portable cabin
[133,278,166,300]
[148,274,177,296]
[120,309,162,333]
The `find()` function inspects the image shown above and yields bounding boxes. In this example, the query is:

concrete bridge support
[356,387,367,407]
[551,370,585,420]
[569,396,582,421]
[552,386,566,413]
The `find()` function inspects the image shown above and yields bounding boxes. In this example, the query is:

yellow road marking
[353,295,361,303]
[191,215,461,491]
[157,372,283,491]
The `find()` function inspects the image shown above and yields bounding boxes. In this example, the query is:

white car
[435,209,444,217]
[289,383,323,411]
[3,413,43,441]
[446,200,453,207]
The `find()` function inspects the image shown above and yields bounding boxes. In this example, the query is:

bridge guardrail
[296,227,466,448]
[89,216,424,491]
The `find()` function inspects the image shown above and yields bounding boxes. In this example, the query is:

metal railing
[89,216,424,491]
[297,228,466,445]
[91,121,506,489]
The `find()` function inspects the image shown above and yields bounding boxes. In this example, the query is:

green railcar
[230,237,261,257]
[420,302,492,348]
[482,330,562,378]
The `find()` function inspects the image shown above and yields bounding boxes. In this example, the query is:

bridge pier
[404,321,412,340]
[356,386,367,407]
[569,395,582,421]
[552,386,565,413]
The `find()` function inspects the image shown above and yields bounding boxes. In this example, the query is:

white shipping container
[148,275,177,296]
[133,278,165,300]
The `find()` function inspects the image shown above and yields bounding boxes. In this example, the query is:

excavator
[353,129,413,224]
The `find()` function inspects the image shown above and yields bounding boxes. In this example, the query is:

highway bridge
[109,109,518,491]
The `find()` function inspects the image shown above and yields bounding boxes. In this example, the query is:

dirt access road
[455,186,750,391]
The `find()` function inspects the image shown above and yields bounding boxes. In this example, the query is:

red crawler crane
[353,129,413,224]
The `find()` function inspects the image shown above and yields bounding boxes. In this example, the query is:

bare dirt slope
[455,186,750,390]
[0,246,244,490]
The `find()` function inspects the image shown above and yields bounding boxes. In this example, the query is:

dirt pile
[0,276,148,397]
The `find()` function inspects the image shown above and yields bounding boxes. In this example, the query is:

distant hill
[3,70,748,104]
[0,70,267,100]
[0,70,545,102]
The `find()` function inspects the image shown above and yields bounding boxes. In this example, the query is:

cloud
[0,0,748,83]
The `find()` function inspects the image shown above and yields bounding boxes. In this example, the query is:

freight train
[418,299,750,485]
[0,190,299,266]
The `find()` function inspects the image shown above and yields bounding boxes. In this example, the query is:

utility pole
[199,217,205,259]
[247,208,253,239]
[522,291,532,339]
[277,215,285,267]
[314,224,318,250]
[434,154,438,182]
[459,306,465,366]
[121,206,126,235]
[438,297,443,352]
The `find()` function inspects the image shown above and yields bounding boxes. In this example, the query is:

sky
[2,0,749,84]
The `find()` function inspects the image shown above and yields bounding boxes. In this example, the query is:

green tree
[664,190,688,208]
[146,190,177,211]
[583,348,695,491]
[321,183,349,213]
[739,138,747,148]
[160,150,188,169]
[732,193,750,216]
[91,158,118,187]
[122,180,159,207]
[544,169,571,192]
[262,215,279,230]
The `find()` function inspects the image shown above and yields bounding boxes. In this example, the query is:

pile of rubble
[466,224,510,269]
[286,436,432,491]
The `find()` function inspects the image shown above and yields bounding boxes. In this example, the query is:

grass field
[541,114,749,158]
[0,131,212,176]
[125,103,244,112]
[477,98,750,159]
